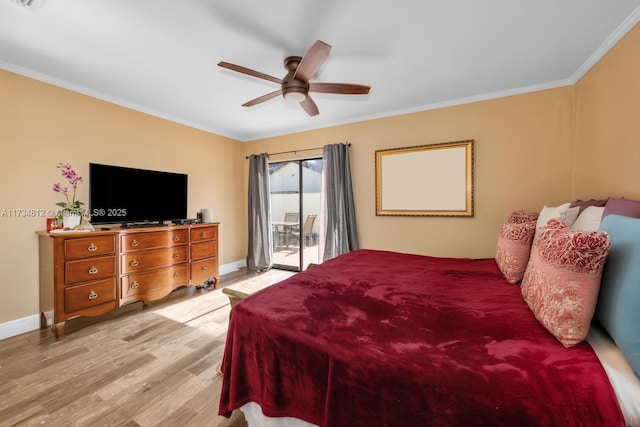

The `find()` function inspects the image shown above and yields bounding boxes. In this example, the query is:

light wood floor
[0,268,294,427]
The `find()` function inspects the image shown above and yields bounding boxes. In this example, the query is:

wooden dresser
[119,227,189,305]
[37,223,219,338]
[189,224,219,285]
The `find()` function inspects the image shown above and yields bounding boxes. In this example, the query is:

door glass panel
[270,160,300,270]
[270,158,321,271]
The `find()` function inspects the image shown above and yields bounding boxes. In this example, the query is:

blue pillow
[598,214,640,378]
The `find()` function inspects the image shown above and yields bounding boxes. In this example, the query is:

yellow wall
[574,23,640,199]
[1,21,638,331]
[245,87,575,258]
[245,23,640,260]
[0,70,246,324]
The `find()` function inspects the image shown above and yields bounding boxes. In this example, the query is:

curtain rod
[246,142,350,159]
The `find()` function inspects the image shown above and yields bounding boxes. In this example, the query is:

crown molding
[571,5,640,83]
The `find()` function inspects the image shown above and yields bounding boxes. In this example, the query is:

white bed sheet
[240,325,640,427]
[587,323,640,427]
[240,402,317,427]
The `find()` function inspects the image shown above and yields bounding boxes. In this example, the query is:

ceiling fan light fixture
[283,87,307,102]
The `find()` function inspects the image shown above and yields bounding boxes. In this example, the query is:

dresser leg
[52,322,65,339]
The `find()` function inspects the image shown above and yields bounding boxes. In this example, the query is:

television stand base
[173,218,202,225]
[121,221,166,228]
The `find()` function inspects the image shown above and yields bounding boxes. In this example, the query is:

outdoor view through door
[270,158,322,271]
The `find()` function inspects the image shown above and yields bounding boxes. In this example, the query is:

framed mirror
[375,140,474,216]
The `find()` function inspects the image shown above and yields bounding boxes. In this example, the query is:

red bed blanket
[219,249,624,426]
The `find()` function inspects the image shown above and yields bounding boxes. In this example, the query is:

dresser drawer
[190,226,217,243]
[190,241,217,261]
[120,246,187,274]
[190,258,218,283]
[65,256,116,285]
[64,235,116,260]
[120,229,188,252]
[64,278,116,313]
[121,264,189,298]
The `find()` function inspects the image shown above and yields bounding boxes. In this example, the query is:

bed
[218,246,640,426]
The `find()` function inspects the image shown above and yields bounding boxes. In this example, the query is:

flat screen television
[89,163,188,226]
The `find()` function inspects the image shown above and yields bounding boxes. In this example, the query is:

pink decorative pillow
[521,219,611,347]
[495,211,539,284]
[507,210,540,224]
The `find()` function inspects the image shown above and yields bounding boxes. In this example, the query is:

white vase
[63,212,81,229]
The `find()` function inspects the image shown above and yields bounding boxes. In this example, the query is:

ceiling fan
[218,40,371,117]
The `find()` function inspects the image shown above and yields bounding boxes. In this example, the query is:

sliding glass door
[270,158,322,271]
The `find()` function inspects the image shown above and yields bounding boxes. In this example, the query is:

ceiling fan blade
[293,40,331,82]
[218,61,283,84]
[309,82,371,95]
[242,90,282,107]
[300,96,319,117]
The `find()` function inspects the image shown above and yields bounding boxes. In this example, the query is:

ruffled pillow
[521,219,610,347]
[495,210,539,284]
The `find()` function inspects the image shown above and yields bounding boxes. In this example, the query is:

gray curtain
[320,143,359,262]
[246,153,273,271]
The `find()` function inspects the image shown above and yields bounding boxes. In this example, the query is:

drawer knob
[173,272,180,278]
[201,266,208,272]
[130,281,139,289]
[88,266,98,275]
[88,243,97,252]
[130,239,139,247]
[200,232,207,238]
[173,235,180,242]
[173,253,180,259]
[130,259,139,267]
[88,290,98,300]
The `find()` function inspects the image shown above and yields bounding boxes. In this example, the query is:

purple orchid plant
[53,163,84,216]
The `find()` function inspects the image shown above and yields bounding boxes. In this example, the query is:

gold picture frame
[375,140,474,216]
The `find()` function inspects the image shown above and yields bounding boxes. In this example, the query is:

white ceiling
[1,0,639,142]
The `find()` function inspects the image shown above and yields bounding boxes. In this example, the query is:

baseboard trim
[0,259,248,341]
[0,314,41,340]
[219,259,246,275]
